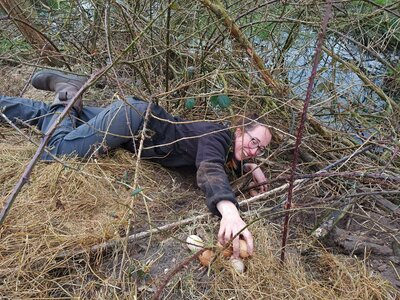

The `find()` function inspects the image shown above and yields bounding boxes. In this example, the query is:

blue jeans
[0,95,149,160]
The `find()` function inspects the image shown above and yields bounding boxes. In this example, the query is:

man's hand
[244,163,268,195]
[216,200,253,258]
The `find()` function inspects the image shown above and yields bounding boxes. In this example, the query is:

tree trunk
[0,0,64,67]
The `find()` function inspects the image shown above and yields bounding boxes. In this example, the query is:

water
[254,28,390,141]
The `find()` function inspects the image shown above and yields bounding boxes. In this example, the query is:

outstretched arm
[196,161,254,257]
[195,133,254,258]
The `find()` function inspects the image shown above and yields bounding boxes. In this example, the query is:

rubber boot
[31,70,88,112]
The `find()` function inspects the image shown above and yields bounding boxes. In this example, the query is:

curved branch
[0,15,71,70]
[197,0,285,95]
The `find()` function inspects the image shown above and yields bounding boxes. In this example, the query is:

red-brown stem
[280,0,333,264]
[153,249,206,300]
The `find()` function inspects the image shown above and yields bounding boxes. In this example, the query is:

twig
[119,101,153,280]
[0,69,103,226]
[311,199,355,239]
[19,46,47,97]
[360,0,400,18]
[152,249,206,300]
[104,0,113,65]
[56,175,303,260]
[0,112,67,165]
[56,212,210,258]
[0,15,71,70]
[236,144,373,195]
[235,0,279,22]
[197,0,284,95]
[165,0,172,94]
[280,0,333,264]
[329,28,398,75]
[238,170,400,194]
[323,46,399,113]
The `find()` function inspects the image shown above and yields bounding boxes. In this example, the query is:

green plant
[0,38,31,54]
[209,94,231,109]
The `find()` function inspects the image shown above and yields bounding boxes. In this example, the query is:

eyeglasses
[246,131,266,157]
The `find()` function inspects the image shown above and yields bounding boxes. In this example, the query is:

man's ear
[235,127,242,137]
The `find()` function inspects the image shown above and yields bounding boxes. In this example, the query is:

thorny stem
[118,102,153,281]
[165,0,172,95]
[0,70,102,226]
[153,249,206,300]
[280,0,333,264]
[0,0,175,227]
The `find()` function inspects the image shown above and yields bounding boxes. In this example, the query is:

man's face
[233,125,272,161]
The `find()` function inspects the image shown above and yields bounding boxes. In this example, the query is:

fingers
[249,189,259,197]
[259,183,268,193]
[249,181,269,196]
[250,168,268,194]
[241,229,254,255]
[218,221,236,246]
[218,216,254,258]
[248,181,259,196]
[258,183,265,193]
[229,229,253,258]
[232,233,240,258]
[218,224,225,245]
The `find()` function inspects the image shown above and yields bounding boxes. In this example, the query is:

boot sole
[32,69,88,91]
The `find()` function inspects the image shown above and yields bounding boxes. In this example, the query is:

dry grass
[0,136,129,298]
[0,129,398,299]
[205,225,397,300]
[1,1,399,297]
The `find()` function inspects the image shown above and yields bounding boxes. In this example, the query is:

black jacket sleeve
[195,130,238,216]
[197,161,238,216]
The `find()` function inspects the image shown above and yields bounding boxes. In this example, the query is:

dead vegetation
[1,0,400,298]
[0,129,397,298]
[0,132,397,298]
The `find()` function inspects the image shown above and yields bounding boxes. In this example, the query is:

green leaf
[210,95,219,107]
[217,95,231,108]
[185,98,196,110]
[170,2,181,10]
[131,188,143,196]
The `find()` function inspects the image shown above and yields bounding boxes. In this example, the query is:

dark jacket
[141,103,239,216]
